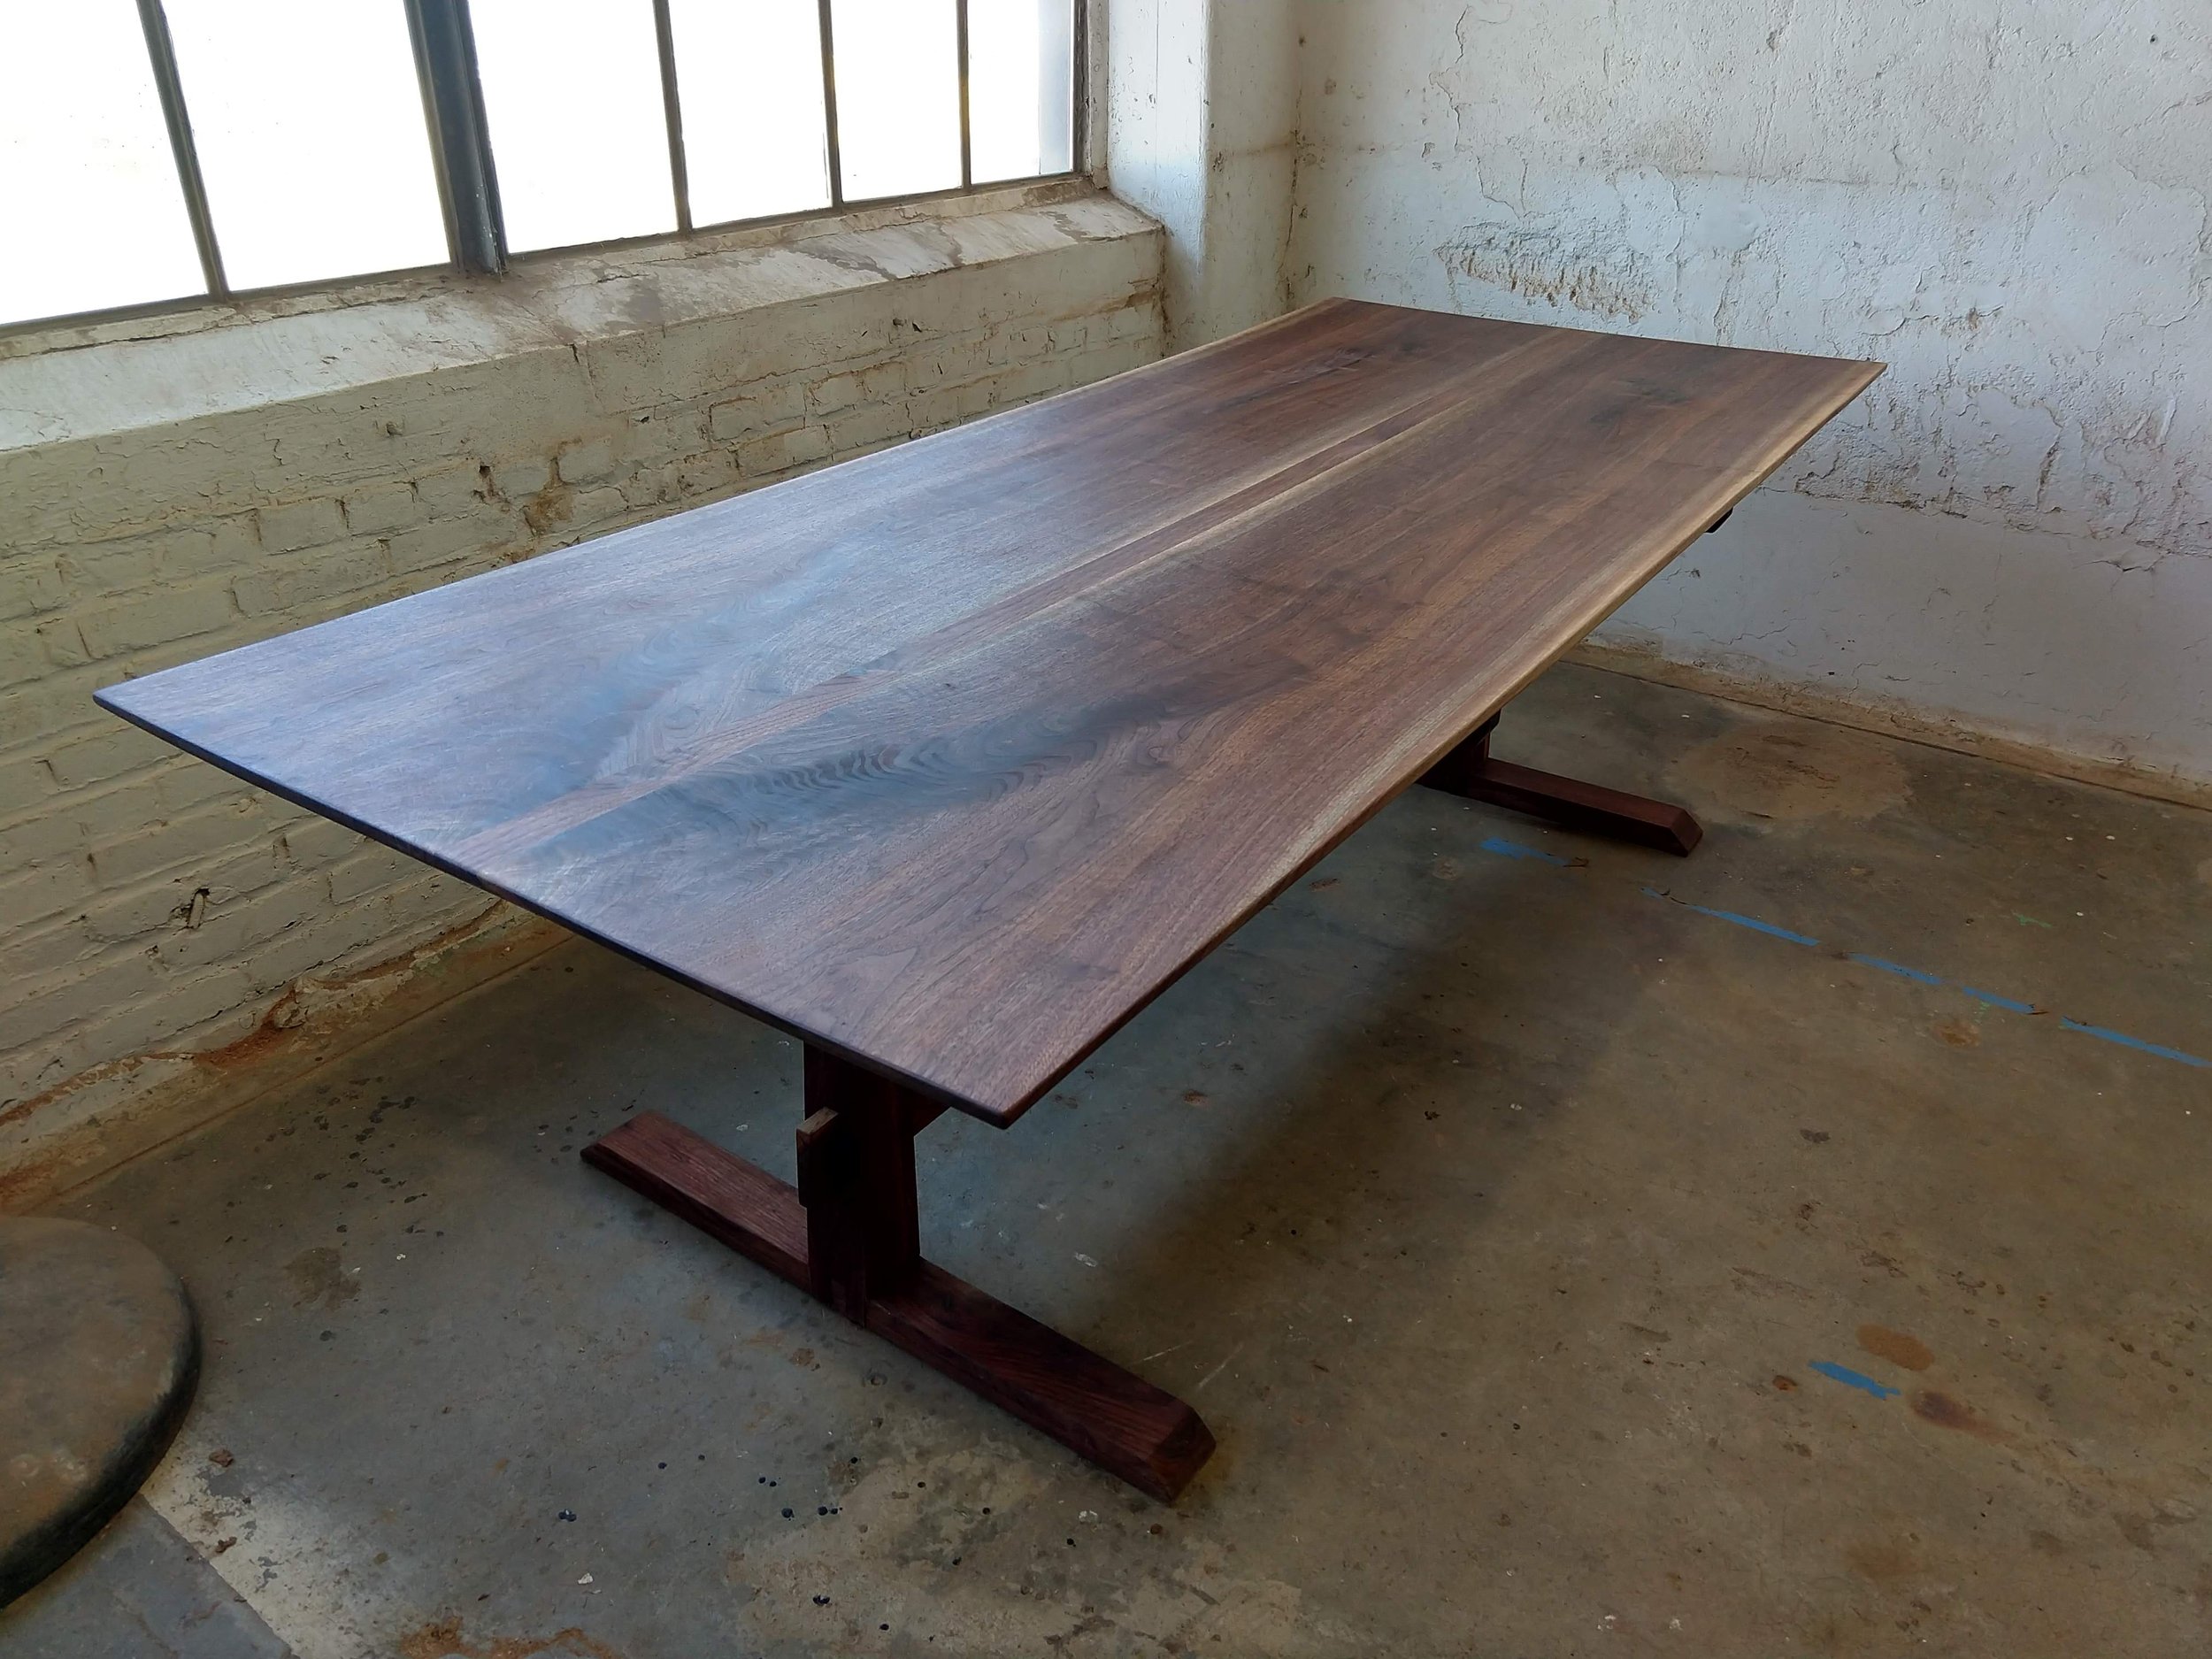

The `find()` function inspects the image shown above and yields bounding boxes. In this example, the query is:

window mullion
[134,0,226,296]
[650,0,693,233]
[1071,0,1089,173]
[956,0,972,190]
[403,0,506,274]
[816,0,844,207]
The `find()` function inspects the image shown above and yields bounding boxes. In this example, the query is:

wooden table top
[101,299,1878,1125]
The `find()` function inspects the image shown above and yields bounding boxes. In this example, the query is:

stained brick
[0,916,97,986]
[326,846,416,905]
[44,726,170,789]
[58,535,165,597]
[557,440,617,485]
[708,384,804,442]
[342,482,422,535]
[810,373,862,414]
[281,817,364,869]
[413,465,488,516]
[233,542,391,618]
[388,512,515,576]
[158,518,262,579]
[0,559,68,620]
[738,425,831,475]
[1,630,50,688]
[0,755,58,818]
[88,799,263,887]
[257,497,346,553]
[490,456,554,498]
[83,845,289,945]
[35,617,90,669]
[0,950,165,1053]
[74,585,237,660]
[66,962,260,1061]
[0,858,93,933]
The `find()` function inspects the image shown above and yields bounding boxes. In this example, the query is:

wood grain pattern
[866,1263,1217,1503]
[795,1047,924,1317]
[99,299,1879,1124]
[581,1112,808,1285]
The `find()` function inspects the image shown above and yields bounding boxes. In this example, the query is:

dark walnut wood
[101,297,1875,1501]
[1418,714,1703,856]
[99,298,1878,1125]
[585,1074,1216,1502]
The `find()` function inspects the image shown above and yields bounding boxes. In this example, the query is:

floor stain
[1909,1389,2010,1444]
[1932,1016,1981,1048]
[1846,1540,1917,1583]
[397,1619,624,1659]
[283,1245,358,1311]
[1857,1323,1935,1371]
[1670,722,1910,826]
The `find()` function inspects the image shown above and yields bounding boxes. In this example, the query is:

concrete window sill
[0,180,1158,454]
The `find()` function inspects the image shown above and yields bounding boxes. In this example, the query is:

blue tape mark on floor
[2058,1018,2210,1069]
[1479,835,1576,866]
[1640,887,1820,948]
[1473,840,2208,1072]
[1959,987,2039,1016]
[1809,1361,1901,1401]
[1850,953,1945,987]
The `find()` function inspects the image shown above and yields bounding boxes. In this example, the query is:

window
[831,0,964,202]
[162,0,450,290]
[468,0,676,252]
[0,0,1087,331]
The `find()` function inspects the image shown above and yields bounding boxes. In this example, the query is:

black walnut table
[100,299,1878,1502]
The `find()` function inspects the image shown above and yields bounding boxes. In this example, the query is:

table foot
[1419,714,1701,856]
[583,1108,1214,1502]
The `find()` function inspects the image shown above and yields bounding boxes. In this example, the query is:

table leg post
[1419,710,1701,856]
[796,1048,921,1318]
[1417,714,1498,798]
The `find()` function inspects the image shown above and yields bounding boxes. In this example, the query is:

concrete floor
[11,664,2210,1657]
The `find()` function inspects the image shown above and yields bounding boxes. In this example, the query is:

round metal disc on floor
[1,1217,199,1608]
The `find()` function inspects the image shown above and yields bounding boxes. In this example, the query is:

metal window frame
[404,0,507,274]
[12,0,1088,336]
[650,0,1087,229]
[134,0,225,296]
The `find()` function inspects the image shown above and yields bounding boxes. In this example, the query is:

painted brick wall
[1,196,1164,1155]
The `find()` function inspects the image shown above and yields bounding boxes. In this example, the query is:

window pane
[670,0,831,227]
[165,0,448,291]
[0,1,204,326]
[829,0,960,202]
[970,0,1074,182]
[472,0,675,252]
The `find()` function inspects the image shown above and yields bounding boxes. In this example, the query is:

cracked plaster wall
[1106,0,1302,346]
[1111,0,2211,786]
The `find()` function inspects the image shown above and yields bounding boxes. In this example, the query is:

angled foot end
[585,1110,1215,1502]
[1419,717,1703,856]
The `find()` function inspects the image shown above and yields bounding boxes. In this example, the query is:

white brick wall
[0,195,1164,1143]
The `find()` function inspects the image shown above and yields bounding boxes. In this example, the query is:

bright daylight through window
[0,0,1080,330]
